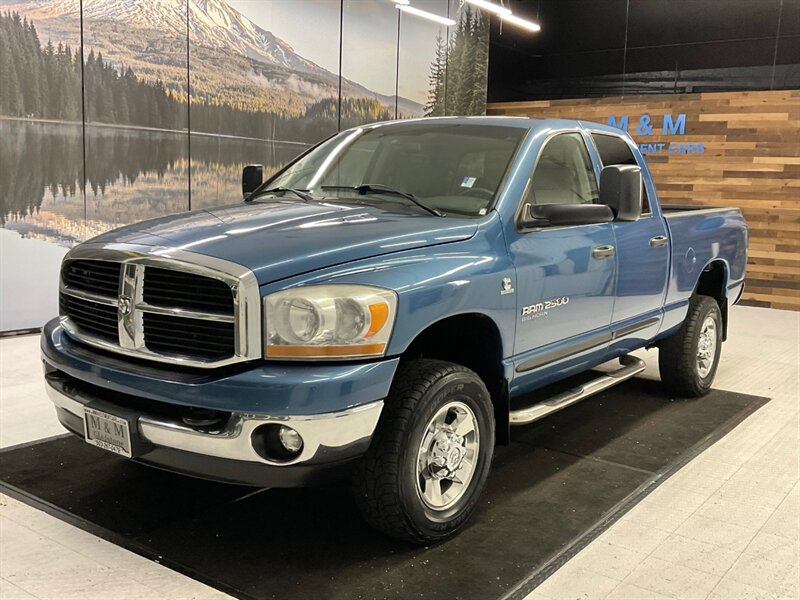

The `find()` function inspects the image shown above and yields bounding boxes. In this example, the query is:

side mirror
[521,203,614,228]
[599,164,642,221]
[242,164,263,199]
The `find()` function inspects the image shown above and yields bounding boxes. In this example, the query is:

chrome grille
[59,294,118,342]
[143,313,235,360]
[57,247,261,368]
[143,267,233,314]
[62,260,121,296]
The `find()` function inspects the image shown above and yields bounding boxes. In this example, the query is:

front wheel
[352,359,495,544]
[658,295,723,397]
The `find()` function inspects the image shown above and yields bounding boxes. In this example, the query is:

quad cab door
[589,132,669,333]
[506,132,617,375]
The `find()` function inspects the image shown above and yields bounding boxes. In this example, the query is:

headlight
[264,285,397,359]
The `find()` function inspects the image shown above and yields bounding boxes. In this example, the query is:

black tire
[352,359,495,544]
[658,295,723,397]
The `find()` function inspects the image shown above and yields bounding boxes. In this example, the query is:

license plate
[83,407,132,458]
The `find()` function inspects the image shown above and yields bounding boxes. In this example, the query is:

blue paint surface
[45,117,748,412]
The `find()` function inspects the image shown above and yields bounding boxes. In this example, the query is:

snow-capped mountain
[189,0,326,77]
[4,0,423,115]
[7,0,327,76]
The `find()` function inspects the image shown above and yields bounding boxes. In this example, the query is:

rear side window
[525,133,599,206]
[591,133,651,214]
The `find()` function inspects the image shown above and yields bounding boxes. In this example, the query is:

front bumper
[42,320,396,486]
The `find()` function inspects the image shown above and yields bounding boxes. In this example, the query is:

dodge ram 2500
[42,117,748,543]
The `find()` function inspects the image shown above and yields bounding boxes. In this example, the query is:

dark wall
[488,0,800,101]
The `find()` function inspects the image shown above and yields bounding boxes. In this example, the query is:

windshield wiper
[320,184,444,217]
[246,187,314,203]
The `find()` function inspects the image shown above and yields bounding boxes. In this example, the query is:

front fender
[260,214,516,359]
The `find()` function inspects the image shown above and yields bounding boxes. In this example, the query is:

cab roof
[364,115,629,138]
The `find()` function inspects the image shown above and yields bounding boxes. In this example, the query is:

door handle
[649,235,668,247]
[592,245,616,259]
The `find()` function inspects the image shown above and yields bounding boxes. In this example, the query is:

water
[0,119,306,330]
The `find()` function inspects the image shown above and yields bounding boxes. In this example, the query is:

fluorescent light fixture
[465,0,511,16]
[391,0,410,4]
[500,13,541,32]
[398,5,456,26]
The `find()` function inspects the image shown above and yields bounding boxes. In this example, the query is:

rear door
[590,132,669,330]
[507,132,617,367]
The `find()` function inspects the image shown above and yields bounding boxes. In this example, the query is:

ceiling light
[500,13,541,32]
[391,0,410,4]
[398,5,456,26]
[465,0,511,16]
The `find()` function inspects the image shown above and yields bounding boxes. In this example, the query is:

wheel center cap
[447,446,465,470]
[699,334,712,357]
[429,431,466,478]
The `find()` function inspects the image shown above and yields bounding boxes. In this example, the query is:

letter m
[607,115,628,131]
[663,113,686,135]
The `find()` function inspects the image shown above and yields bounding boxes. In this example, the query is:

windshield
[266,122,526,216]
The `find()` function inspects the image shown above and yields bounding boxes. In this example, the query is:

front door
[507,132,617,363]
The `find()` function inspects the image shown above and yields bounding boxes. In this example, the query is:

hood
[89,200,479,285]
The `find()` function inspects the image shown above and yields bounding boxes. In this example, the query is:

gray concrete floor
[1,305,798,600]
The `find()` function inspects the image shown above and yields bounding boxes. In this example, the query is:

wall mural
[0,0,490,331]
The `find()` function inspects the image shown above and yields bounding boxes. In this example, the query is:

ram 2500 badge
[42,117,748,543]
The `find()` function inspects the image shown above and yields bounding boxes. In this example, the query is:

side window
[591,133,651,214]
[524,133,599,206]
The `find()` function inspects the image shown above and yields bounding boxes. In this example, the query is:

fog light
[252,423,304,462]
[278,426,303,453]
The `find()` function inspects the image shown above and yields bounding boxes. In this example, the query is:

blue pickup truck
[42,117,747,543]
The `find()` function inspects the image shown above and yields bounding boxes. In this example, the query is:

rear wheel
[659,295,723,397]
[352,359,494,544]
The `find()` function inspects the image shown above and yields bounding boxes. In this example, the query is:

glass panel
[591,133,650,213]
[445,1,490,115]
[398,0,447,118]
[341,0,398,127]
[0,7,84,330]
[269,122,525,216]
[189,0,340,209]
[592,134,637,166]
[527,133,599,205]
[82,0,189,232]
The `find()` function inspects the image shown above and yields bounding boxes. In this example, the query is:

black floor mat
[0,378,767,600]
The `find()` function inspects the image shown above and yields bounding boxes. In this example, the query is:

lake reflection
[0,119,306,330]
[0,119,306,242]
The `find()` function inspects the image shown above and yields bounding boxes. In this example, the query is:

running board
[509,355,647,426]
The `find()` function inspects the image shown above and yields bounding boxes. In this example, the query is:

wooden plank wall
[487,90,800,311]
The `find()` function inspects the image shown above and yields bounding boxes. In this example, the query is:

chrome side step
[509,355,647,426]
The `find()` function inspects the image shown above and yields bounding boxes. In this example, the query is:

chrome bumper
[45,375,383,467]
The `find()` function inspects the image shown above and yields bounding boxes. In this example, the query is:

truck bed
[661,204,748,308]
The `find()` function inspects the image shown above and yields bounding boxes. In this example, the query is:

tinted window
[592,133,638,166]
[525,133,599,206]
[591,133,651,213]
